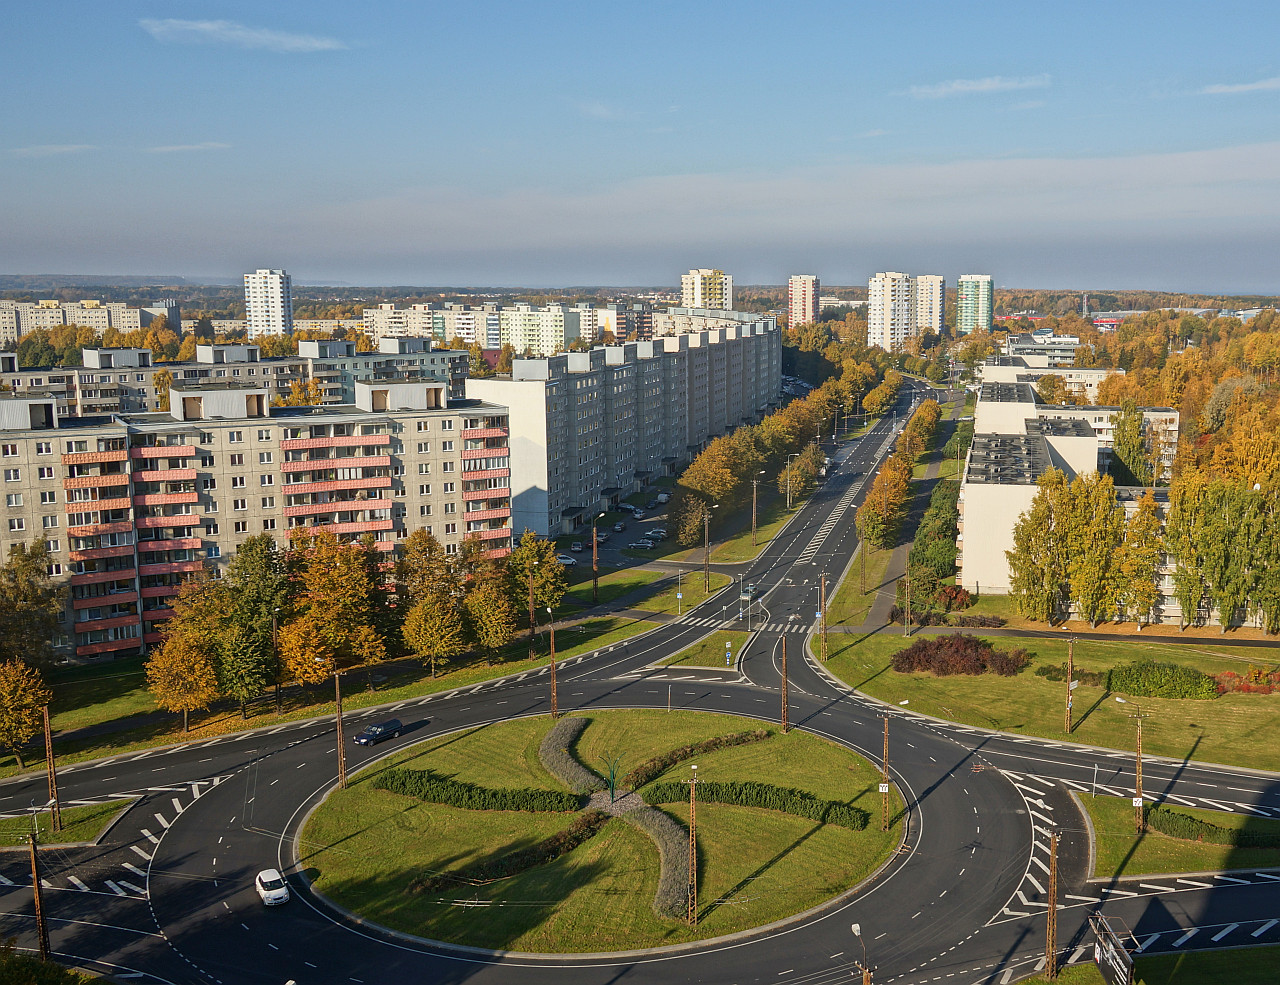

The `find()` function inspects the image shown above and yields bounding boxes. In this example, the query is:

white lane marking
[1136,934,1159,953]
[1211,924,1239,941]
[119,880,146,895]
[68,876,90,891]
[1173,928,1199,947]
[105,880,127,896]
[130,845,151,860]
[171,797,185,815]
[154,813,170,829]
[141,829,160,845]
[1176,878,1214,889]
[124,862,146,878]
[1252,919,1278,937]
[1215,874,1250,885]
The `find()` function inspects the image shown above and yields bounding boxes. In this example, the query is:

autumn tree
[403,593,466,677]
[146,634,219,732]
[1117,490,1163,627]
[1109,401,1153,486]
[284,531,388,670]
[1064,472,1126,627]
[1006,468,1071,622]
[276,379,323,407]
[0,660,51,768]
[0,542,65,667]
[464,582,517,665]
[396,528,458,605]
[152,368,174,412]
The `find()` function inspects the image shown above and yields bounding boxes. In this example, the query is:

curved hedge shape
[1147,804,1280,847]
[538,716,607,795]
[621,729,772,791]
[643,780,869,831]
[375,767,582,812]
[409,809,611,893]
[622,805,690,919]
[1110,661,1217,700]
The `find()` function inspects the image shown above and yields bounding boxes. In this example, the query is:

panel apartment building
[866,272,946,350]
[467,324,782,536]
[0,299,181,344]
[788,275,820,328]
[0,379,512,661]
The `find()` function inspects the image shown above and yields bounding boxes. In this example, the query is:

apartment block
[244,269,294,339]
[467,324,781,536]
[650,308,777,338]
[867,272,916,351]
[0,299,180,343]
[0,380,511,661]
[914,275,945,333]
[680,269,733,311]
[788,275,820,328]
[956,275,993,334]
[980,357,1119,402]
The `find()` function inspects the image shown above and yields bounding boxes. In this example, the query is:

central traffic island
[299,710,902,953]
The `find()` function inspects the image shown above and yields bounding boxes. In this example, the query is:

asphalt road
[2,379,1277,985]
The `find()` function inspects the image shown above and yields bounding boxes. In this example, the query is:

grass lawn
[660,630,750,668]
[48,658,155,735]
[1021,948,1280,985]
[825,632,1280,771]
[301,711,902,952]
[652,492,811,566]
[563,566,666,607]
[0,799,133,847]
[827,546,895,628]
[635,571,731,616]
[1081,794,1280,878]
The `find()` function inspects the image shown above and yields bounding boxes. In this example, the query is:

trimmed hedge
[539,716,606,795]
[643,780,869,831]
[623,806,690,919]
[1110,660,1217,700]
[890,634,1029,677]
[621,729,772,791]
[408,809,611,893]
[375,768,583,812]
[1146,804,1280,848]
[1034,663,1108,688]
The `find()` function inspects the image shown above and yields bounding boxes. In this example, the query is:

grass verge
[636,572,731,616]
[1081,794,1280,878]
[1021,948,1280,985]
[0,799,133,847]
[300,710,902,952]
[827,546,895,628]
[825,632,1280,771]
[660,630,750,668]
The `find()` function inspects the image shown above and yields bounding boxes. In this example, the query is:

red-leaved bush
[890,634,1030,677]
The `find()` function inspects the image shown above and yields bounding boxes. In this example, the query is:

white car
[255,868,290,905]
[556,553,578,566]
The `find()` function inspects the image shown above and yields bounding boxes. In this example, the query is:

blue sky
[4,1,1280,291]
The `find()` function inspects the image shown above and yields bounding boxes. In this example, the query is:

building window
[261,496,275,508]
[37,467,54,479]
[228,431,243,443]
[259,452,273,464]
[40,491,56,505]
[45,540,59,553]
[206,522,219,535]
[419,505,431,517]
[233,499,247,511]
[65,441,87,453]
[202,478,217,491]
[416,421,429,432]
[2,469,18,482]
[8,519,24,532]
[441,419,454,431]
[443,503,456,514]
[35,442,52,455]
[47,563,62,576]
[207,501,219,512]
[4,494,20,507]
[230,454,244,466]
[260,475,274,486]
[200,432,214,443]
[418,484,430,495]
[1,445,16,457]
[443,482,455,493]
[417,442,430,453]
[42,515,58,528]
[234,521,248,533]
[442,462,455,473]
[231,476,246,488]
[444,523,457,534]
[418,464,430,475]
[257,430,271,441]
[263,519,277,531]
[441,440,454,452]
[207,545,221,559]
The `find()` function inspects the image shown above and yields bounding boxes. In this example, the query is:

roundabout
[296,711,904,953]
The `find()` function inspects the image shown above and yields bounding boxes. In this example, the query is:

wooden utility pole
[42,705,60,833]
[881,715,891,832]
[819,573,828,663]
[904,569,911,636]
[752,478,759,547]
[548,616,558,718]
[1130,706,1148,834]
[703,507,712,594]
[780,637,789,733]
[860,543,866,595]
[591,524,599,604]
[1045,827,1059,980]
[527,561,538,660]
[687,765,699,925]
[29,823,49,961]
[334,668,347,790]
[1064,639,1075,734]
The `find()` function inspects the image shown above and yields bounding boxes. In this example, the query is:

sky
[4,1,1280,292]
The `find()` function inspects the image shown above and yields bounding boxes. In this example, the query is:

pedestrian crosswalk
[795,467,865,563]
[678,615,812,634]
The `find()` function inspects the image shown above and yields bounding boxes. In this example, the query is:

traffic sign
[676,593,682,599]
[878,783,889,793]
[1132,797,1144,807]
[1070,679,1080,690]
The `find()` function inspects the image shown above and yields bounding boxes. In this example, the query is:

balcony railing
[135,537,202,552]
[68,544,136,563]
[280,434,393,451]
[74,613,141,632]
[61,449,129,465]
[280,477,392,494]
[133,468,197,483]
[461,426,508,440]
[134,492,200,506]
[64,497,132,514]
[280,455,391,474]
[457,467,510,482]
[138,560,204,577]
[71,568,137,586]
[130,445,196,458]
[473,526,512,541]
[462,486,509,502]
[75,637,143,657]
[297,519,394,536]
[66,521,134,538]
[73,591,138,610]
[63,475,129,490]
[461,507,511,522]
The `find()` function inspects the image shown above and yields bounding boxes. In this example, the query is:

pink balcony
[73,591,138,610]
[280,455,391,474]
[143,608,175,622]
[133,468,197,482]
[142,585,183,598]
[66,521,133,537]
[69,544,136,562]
[130,445,196,458]
[134,492,199,506]
[473,526,512,541]
[484,547,513,560]
[373,540,396,553]
[460,468,510,481]
[279,477,392,495]
[63,474,129,491]
[461,427,509,440]
[65,497,131,514]
[75,637,143,657]
[138,560,204,576]
[61,449,129,465]
[462,487,509,502]
[137,537,202,552]
[71,569,137,586]
[462,507,511,522]
[299,519,394,536]
[280,434,393,451]
[143,632,165,646]
[461,448,508,461]
[74,613,140,633]
[133,515,199,529]
[283,502,386,518]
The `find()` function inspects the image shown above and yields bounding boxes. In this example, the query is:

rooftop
[979,382,1039,404]
[965,434,1053,485]
[1025,418,1095,438]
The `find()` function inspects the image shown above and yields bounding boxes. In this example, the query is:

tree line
[854,395,937,550]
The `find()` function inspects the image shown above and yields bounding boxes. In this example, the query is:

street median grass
[660,630,750,668]
[825,632,1280,771]
[827,546,894,628]
[1081,794,1280,878]
[300,710,902,952]
[563,566,666,607]
[1020,944,1280,985]
[634,571,730,616]
[0,799,134,847]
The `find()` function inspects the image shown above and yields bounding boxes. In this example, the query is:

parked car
[646,499,659,510]
[617,503,637,513]
[656,492,670,504]
[613,521,627,532]
[354,719,403,746]
[632,510,647,520]
[595,531,610,543]
[255,869,291,906]
[570,541,584,552]
[556,553,578,566]
[627,540,656,550]
[645,528,667,541]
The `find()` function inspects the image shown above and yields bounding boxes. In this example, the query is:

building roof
[1025,418,1094,438]
[965,434,1053,485]
[979,382,1039,404]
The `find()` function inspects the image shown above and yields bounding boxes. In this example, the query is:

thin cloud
[1201,76,1280,94]
[139,18,346,53]
[908,74,1050,99]
[858,129,889,139]
[11,144,95,157]
[147,142,231,153]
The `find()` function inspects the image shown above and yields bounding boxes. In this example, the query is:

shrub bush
[623,806,689,919]
[1146,804,1280,847]
[952,614,1006,628]
[539,716,606,794]
[409,809,611,893]
[1034,663,1108,688]
[375,768,583,812]
[1109,661,1217,700]
[621,729,772,791]
[643,781,869,831]
[890,634,1029,677]
[936,585,972,612]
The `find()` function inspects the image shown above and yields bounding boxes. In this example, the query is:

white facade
[680,269,733,311]
[788,275,820,328]
[867,272,916,351]
[956,275,993,335]
[914,275,945,334]
[243,269,294,339]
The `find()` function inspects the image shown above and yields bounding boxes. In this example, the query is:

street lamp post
[316,656,348,789]
[751,470,765,547]
[592,511,605,604]
[786,453,800,510]
[852,923,873,985]
[1115,697,1148,834]
[272,606,282,714]
[528,559,539,660]
[546,606,558,718]
[702,503,718,593]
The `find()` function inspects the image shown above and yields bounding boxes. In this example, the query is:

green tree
[146,633,219,732]
[0,659,51,768]
[1006,468,1071,622]
[507,530,567,639]
[1109,400,1152,486]
[464,582,516,666]
[1165,471,1210,629]
[1065,472,1125,627]
[396,528,458,605]
[403,592,466,677]
[1117,490,1163,627]
[224,533,294,702]
[0,542,65,667]
[217,626,272,718]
